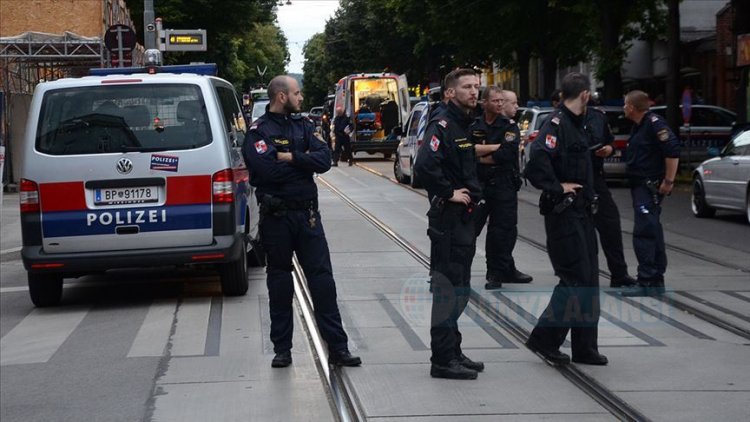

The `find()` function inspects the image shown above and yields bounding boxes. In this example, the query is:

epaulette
[249,116,265,131]
[550,113,561,125]
[290,113,304,120]
[437,119,448,128]
[650,115,659,123]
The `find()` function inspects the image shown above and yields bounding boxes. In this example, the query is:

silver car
[394,101,432,188]
[691,130,750,223]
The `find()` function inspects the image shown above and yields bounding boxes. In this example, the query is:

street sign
[164,29,207,52]
[104,24,136,68]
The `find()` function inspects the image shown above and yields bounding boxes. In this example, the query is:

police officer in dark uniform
[332,107,353,166]
[524,73,607,366]
[414,68,484,380]
[471,87,533,289]
[621,90,680,297]
[585,107,637,288]
[242,75,361,368]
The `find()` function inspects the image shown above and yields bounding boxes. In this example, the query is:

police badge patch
[504,131,516,142]
[254,140,268,154]
[657,129,669,142]
[430,135,440,152]
[545,134,557,149]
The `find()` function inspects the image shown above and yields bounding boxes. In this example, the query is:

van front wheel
[220,242,249,296]
[28,273,63,307]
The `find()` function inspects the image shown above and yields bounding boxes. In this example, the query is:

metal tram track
[318,175,651,422]
[355,162,750,341]
[291,256,362,422]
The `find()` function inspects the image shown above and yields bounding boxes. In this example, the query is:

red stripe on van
[39,181,86,212]
[166,175,212,205]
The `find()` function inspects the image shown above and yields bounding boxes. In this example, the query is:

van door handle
[116,225,140,235]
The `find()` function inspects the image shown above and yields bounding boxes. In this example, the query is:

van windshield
[36,84,211,155]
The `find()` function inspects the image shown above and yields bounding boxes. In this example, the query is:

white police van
[19,57,262,306]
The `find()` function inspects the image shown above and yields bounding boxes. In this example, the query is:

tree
[302,33,330,109]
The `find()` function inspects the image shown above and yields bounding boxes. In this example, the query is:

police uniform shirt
[414,101,481,200]
[470,115,521,175]
[525,105,595,200]
[585,107,614,174]
[243,111,331,201]
[625,111,681,178]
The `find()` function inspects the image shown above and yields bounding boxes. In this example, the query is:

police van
[19,56,262,307]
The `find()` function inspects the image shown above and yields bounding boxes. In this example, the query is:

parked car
[597,106,634,180]
[251,100,269,124]
[517,107,553,172]
[394,101,432,188]
[650,104,737,168]
[308,106,324,127]
[691,129,750,223]
[19,62,263,306]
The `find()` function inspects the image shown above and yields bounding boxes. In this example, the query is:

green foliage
[123,0,287,90]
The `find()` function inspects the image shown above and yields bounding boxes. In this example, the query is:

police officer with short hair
[243,75,361,368]
[621,90,680,297]
[585,107,637,288]
[414,68,484,380]
[524,72,607,366]
[471,87,533,289]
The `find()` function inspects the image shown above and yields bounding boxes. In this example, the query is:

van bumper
[350,139,399,154]
[21,233,244,274]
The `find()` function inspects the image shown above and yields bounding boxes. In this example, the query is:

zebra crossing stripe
[170,297,212,356]
[127,299,177,358]
[0,306,89,366]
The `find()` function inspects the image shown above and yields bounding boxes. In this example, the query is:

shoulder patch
[545,134,557,149]
[430,135,440,152]
[657,128,669,142]
[551,116,560,125]
[254,140,268,154]
[504,131,516,142]
[650,115,659,123]
[438,119,448,128]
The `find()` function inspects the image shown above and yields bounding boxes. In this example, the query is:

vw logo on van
[116,158,133,174]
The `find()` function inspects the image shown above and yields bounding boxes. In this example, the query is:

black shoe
[620,285,648,297]
[329,350,362,367]
[610,275,637,288]
[458,353,484,372]
[525,339,570,365]
[506,269,533,284]
[572,353,609,366]
[485,275,503,290]
[430,360,478,380]
[348,160,354,167]
[272,351,292,368]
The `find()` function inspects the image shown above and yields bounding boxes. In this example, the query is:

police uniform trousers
[333,137,352,163]
[474,173,518,279]
[592,173,628,279]
[630,183,666,285]
[528,205,601,356]
[428,202,477,365]
[260,209,349,353]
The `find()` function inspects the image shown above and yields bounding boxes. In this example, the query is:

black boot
[271,350,292,368]
[458,353,484,372]
[430,360,478,380]
[572,352,609,365]
[329,350,362,367]
[485,274,503,290]
[525,339,570,365]
[610,275,636,288]
[506,269,533,284]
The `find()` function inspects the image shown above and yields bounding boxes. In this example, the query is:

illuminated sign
[738,34,750,67]
[163,29,207,52]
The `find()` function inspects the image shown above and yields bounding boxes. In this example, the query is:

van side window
[408,108,424,137]
[214,84,246,147]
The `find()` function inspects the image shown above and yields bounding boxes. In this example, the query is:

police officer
[332,107,353,166]
[524,73,607,366]
[242,75,361,368]
[414,68,484,380]
[585,107,637,288]
[621,90,680,297]
[471,87,533,289]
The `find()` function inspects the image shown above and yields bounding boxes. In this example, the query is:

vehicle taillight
[528,130,540,142]
[613,139,628,150]
[212,169,234,203]
[20,178,40,213]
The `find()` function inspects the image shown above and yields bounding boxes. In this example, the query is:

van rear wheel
[220,241,249,296]
[28,273,63,307]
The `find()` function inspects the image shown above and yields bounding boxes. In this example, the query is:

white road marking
[0,246,22,254]
[127,299,177,357]
[0,306,90,366]
[170,297,212,356]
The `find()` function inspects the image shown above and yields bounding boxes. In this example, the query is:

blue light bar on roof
[89,63,218,76]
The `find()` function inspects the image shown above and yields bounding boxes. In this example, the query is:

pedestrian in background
[524,72,607,366]
[471,87,532,290]
[332,107,353,166]
[621,90,680,297]
[243,75,361,368]
[414,68,484,380]
[585,106,637,288]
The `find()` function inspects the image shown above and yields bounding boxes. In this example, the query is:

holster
[645,179,662,206]
[260,195,287,217]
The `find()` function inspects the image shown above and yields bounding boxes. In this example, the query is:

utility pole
[144,0,156,50]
